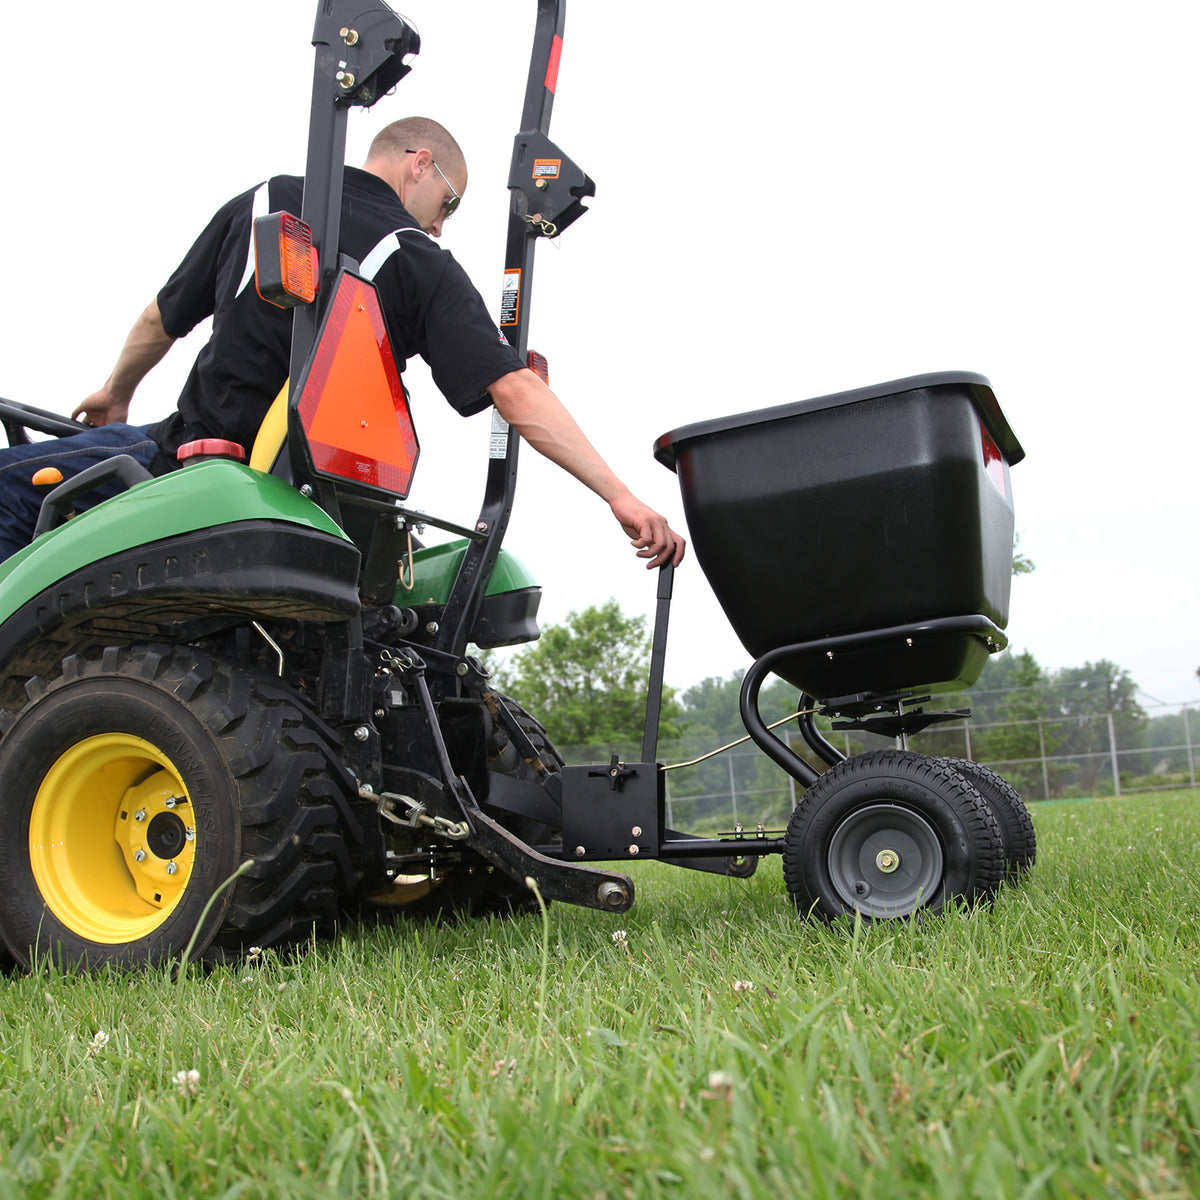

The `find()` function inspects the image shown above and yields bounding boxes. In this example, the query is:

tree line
[494,601,1196,813]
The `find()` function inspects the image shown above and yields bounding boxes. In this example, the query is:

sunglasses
[405,148,461,217]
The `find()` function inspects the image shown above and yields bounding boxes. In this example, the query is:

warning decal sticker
[490,409,510,459]
[500,269,521,327]
[532,159,561,180]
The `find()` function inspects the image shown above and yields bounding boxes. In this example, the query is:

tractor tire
[360,694,562,921]
[941,757,1036,882]
[783,749,1004,922]
[0,644,356,971]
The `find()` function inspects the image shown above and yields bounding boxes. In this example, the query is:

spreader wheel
[783,750,1004,922]
[0,644,356,971]
[941,757,1036,882]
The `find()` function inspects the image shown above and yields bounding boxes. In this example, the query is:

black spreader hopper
[654,372,1025,703]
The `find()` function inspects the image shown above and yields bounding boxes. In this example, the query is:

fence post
[728,755,739,825]
[1107,711,1121,796]
[1038,718,1051,800]
[785,730,799,810]
[1184,707,1197,789]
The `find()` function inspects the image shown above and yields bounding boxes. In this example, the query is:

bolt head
[628,844,640,856]
[133,809,146,822]
[574,846,586,858]
[875,849,900,874]
[353,726,371,742]
[134,849,146,863]
[631,826,642,837]
[166,861,178,876]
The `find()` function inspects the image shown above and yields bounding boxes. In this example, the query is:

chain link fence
[556,698,1200,834]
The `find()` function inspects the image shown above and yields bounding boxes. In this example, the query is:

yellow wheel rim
[28,733,197,944]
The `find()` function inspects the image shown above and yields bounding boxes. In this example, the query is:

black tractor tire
[783,749,1004,922]
[359,693,562,921]
[0,644,357,971]
[941,757,1036,882]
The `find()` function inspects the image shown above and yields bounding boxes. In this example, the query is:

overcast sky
[1,1,1195,708]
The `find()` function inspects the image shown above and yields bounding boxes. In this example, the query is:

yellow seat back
[248,384,289,472]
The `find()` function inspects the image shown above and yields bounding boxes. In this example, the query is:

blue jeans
[0,424,159,562]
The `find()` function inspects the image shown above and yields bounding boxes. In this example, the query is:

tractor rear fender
[406,540,541,649]
[0,460,360,672]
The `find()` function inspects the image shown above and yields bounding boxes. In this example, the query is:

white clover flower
[611,930,628,947]
[88,1030,110,1054]
[173,1069,201,1097]
[731,980,755,993]
[700,1070,735,1103]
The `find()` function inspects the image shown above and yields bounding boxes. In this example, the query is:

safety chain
[359,784,471,841]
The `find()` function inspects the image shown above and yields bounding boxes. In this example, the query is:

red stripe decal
[545,34,563,93]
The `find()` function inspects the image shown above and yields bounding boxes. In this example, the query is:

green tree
[496,599,683,749]
[1012,532,1035,576]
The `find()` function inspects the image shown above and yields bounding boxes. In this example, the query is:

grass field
[2,789,1199,1199]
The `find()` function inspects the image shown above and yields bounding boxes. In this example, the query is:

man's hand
[75,299,175,427]
[610,491,687,569]
[488,368,687,569]
[72,390,130,427]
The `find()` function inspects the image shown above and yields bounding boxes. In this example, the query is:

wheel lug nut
[134,809,146,822]
[185,829,195,842]
[134,849,147,862]
[166,862,178,876]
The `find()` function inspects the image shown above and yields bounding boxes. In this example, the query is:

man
[0,117,684,569]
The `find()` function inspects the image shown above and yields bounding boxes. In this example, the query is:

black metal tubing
[739,614,1007,787]
[0,397,88,447]
[32,455,154,538]
[796,698,847,770]
[659,836,787,858]
[641,562,674,763]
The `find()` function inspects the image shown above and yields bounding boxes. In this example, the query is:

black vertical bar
[641,562,675,764]
[435,0,567,660]
[289,23,350,395]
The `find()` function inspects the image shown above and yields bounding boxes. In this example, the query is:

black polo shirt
[149,167,523,462]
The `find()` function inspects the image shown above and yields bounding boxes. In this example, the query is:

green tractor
[0,0,1033,973]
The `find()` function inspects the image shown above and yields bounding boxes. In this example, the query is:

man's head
[364,117,467,237]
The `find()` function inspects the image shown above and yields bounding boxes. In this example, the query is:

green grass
[3,791,1200,1199]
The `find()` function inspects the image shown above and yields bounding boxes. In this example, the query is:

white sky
[1,1,1195,707]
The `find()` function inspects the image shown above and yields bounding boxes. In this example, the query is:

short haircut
[367,117,465,173]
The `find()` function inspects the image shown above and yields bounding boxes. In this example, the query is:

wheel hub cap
[827,802,944,918]
[29,734,196,943]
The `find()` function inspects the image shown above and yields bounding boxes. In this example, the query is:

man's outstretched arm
[487,367,685,569]
[73,299,176,426]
